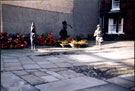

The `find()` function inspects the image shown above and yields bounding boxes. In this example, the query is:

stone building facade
[1,0,100,39]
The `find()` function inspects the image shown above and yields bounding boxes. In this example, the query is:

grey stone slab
[13,70,28,76]
[1,72,39,91]
[55,62,73,67]
[77,83,130,91]
[25,69,39,72]
[72,62,91,66]
[39,64,59,69]
[18,57,33,62]
[4,62,22,68]
[20,61,35,65]
[46,57,60,60]
[48,59,66,63]
[58,70,84,78]
[18,57,35,64]
[46,57,66,63]
[66,60,79,64]
[3,58,19,63]
[40,75,59,82]
[36,61,52,65]
[30,56,49,62]
[21,74,45,85]
[107,77,134,88]
[48,68,68,72]
[66,54,102,62]
[23,64,41,69]
[32,71,49,77]
[46,71,67,80]
[36,76,107,91]
[39,69,48,72]
[57,57,73,62]
[118,74,134,82]
[4,66,23,71]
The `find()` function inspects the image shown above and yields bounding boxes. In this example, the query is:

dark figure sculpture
[59,21,72,40]
[30,22,36,50]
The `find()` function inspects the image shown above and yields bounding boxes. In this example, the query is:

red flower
[10,44,14,49]
[24,41,27,45]
[24,45,27,48]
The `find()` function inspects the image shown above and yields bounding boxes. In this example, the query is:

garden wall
[2,0,100,39]
[2,4,73,39]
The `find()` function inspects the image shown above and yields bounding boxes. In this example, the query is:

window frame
[108,18,124,34]
[111,0,120,11]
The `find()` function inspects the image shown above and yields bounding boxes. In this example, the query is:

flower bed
[58,37,88,48]
[0,32,28,49]
[36,33,55,46]
[70,40,88,48]
[0,32,56,49]
[57,37,72,47]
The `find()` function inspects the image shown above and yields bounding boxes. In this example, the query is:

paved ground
[1,41,134,91]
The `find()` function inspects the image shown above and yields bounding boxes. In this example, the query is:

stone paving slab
[71,62,89,66]
[40,75,60,82]
[23,64,41,69]
[1,72,39,91]
[12,70,28,76]
[36,61,53,65]
[29,56,49,62]
[39,69,48,72]
[2,58,19,63]
[65,54,102,63]
[118,74,134,82]
[57,57,76,63]
[107,77,134,88]
[46,56,60,60]
[20,74,45,85]
[25,69,39,72]
[4,66,24,71]
[36,76,107,91]
[58,70,84,79]
[46,57,67,63]
[18,56,33,61]
[32,71,49,77]
[4,62,22,68]
[18,57,35,64]
[77,83,130,91]
[55,62,73,67]
[46,71,67,80]
[47,68,68,72]
[39,64,59,69]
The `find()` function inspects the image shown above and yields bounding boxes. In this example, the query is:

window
[108,17,124,34]
[111,0,120,11]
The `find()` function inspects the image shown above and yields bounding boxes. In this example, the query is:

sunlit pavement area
[1,41,134,91]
